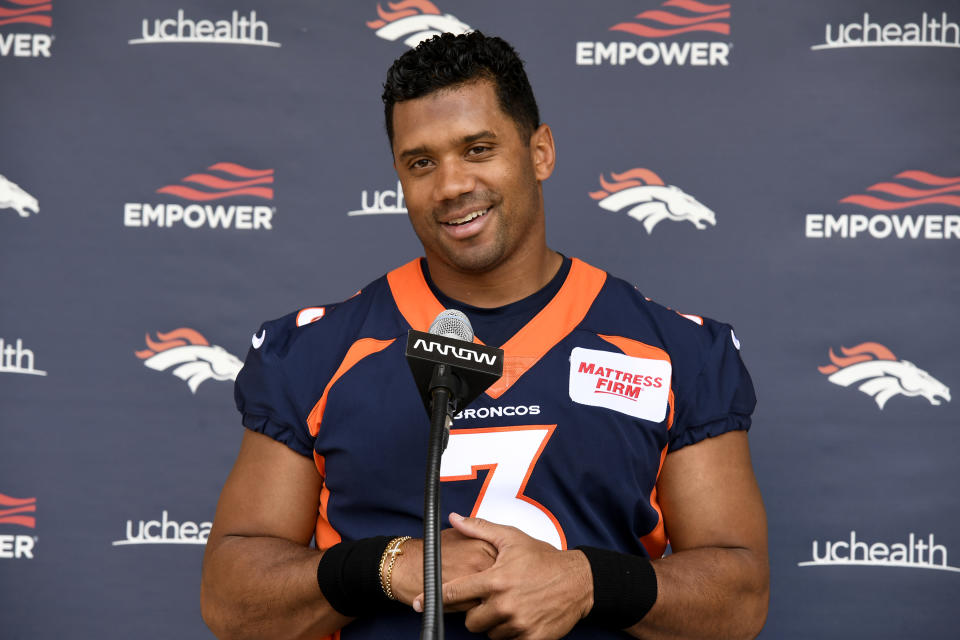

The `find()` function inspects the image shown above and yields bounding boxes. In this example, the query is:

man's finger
[448,512,518,548]
[440,571,496,606]
[411,593,479,614]
[463,599,512,635]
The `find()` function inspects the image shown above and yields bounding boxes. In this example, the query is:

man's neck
[424,248,563,309]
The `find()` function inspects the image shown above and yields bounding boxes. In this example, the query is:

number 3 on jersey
[439,425,566,550]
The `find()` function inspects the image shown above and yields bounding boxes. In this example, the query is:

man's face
[391,79,553,275]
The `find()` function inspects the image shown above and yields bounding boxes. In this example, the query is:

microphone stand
[421,364,458,640]
[405,323,501,640]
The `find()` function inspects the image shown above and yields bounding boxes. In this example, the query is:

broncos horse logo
[136,328,243,393]
[367,0,470,48]
[818,342,951,409]
[0,173,39,218]
[590,168,716,233]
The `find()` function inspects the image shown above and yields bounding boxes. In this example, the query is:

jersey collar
[386,257,607,398]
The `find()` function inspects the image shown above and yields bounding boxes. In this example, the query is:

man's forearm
[201,535,351,640]
[625,546,769,640]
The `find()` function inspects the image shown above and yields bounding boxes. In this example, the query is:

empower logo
[0,493,35,528]
[576,0,731,67]
[136,328,243,393]
[590,168,716,233]
[367,0,470,48]
[813,12,960,51]
[0,492,36,560]
[805,171,960,239]
[0,0,52,58]
[123,162,275,230]
[818,342,950,409]
[129,9,279,47]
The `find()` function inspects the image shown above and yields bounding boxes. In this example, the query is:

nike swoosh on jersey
[252,330,266,349]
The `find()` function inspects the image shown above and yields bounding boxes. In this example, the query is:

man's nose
[433,160,475,202]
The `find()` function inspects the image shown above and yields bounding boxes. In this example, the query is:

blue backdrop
[2,1,958,638]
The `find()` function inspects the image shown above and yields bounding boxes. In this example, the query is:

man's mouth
[445,207,490,225]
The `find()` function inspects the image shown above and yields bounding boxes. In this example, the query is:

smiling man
[201,32,768,640]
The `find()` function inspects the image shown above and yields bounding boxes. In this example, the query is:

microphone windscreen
[428,309,474,342]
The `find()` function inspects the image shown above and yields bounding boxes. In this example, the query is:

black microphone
[405,309,504,424]
[404,310,502,640]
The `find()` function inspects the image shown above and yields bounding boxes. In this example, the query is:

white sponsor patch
[569,347,671,421]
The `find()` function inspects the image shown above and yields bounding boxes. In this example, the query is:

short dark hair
[382,31,541,146]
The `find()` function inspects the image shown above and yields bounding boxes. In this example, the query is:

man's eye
[467,145,490,156]
[410,159,431,170]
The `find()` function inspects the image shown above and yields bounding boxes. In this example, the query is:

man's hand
[415,513,593,640]
[390,526,498,607]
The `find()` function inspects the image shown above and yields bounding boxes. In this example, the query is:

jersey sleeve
[668,321,756,452]
[234,317,316,457]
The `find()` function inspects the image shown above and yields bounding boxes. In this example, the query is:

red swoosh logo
[840,194,960,210]
[611,22,729,37]
[156,185,274,201]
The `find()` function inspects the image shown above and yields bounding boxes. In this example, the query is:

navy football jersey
[235,257,756,639]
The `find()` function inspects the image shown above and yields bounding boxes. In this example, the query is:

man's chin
[436,244,506,275]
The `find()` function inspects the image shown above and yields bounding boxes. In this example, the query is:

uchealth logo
[590,168,716,233]
[818,342,950,409]
[136,328,243,393]
[576,0,731,67]
[0,336,47,376]
[112,510,211,546]
[0,492,37,560]
[0,0,52,58]
[129,9,279,47]
[367,0,470,48]
[799,531,960,574]
[812,11,959,51]
[124,162,275,230]
[0,173,38,218]
[348,179,407,216]
[805,171,960,240]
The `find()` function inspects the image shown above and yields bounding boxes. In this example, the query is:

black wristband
[316,536,393,617]
[576,545,658,629]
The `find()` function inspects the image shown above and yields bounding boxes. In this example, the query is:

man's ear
[530,124,556,181]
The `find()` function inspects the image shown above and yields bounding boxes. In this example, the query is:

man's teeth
[448,208,489,225]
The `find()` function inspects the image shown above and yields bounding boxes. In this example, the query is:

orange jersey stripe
[639,444,670,559]
[387,258,607,399]
[306,338,395,560]
[313,451,341,550]
[386,259,448,334]
[306,338,396,437]
[488,259,606,398]
[597,334,674,558]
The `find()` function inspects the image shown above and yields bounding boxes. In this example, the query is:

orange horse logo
[819,342,950,409]
[367,0,470,48]
[136,328,242,393]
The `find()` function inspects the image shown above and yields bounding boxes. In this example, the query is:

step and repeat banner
[1,1,957,638]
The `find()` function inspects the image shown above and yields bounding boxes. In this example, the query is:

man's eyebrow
[398,145,429,161]
[397,131,498,161]
[462,130,497,145]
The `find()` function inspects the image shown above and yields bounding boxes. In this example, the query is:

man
[201,32,768,640]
